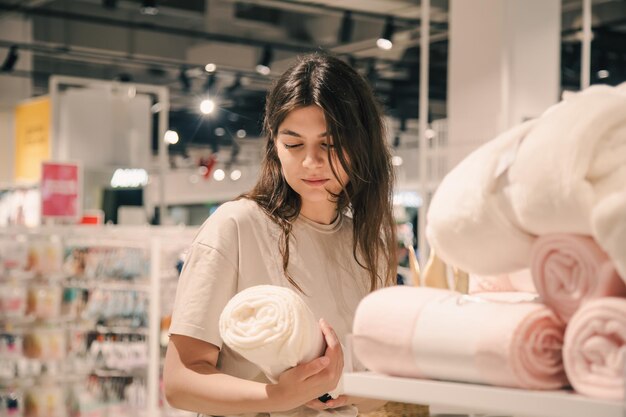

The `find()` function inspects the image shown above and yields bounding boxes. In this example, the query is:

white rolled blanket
[219,285,325,380]
[219,285,352,417]
[426,121,537,275]
[353,286,568,390]
[563,297,626,400]
[592,190,626,283]
[507,83,626,235]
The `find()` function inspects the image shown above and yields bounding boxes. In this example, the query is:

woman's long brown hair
[241,53,396,292]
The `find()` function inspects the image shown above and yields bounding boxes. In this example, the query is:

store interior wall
[0,14,31,186]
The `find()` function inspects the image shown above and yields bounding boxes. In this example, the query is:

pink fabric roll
[530,234,626,322]
[352,286,567,390]
[563,297,626,400]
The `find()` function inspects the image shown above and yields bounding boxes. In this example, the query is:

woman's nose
[302,148,325,168]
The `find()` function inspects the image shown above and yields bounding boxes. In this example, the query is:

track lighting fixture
[377,17,394,50]
[339,11,353,44]
[256,46,273,75]
[1,45,19,72]
[140,0,158,15]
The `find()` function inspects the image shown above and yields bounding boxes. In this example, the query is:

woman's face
[275,105,349,214]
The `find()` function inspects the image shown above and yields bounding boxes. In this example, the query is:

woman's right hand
[269,318,344,411]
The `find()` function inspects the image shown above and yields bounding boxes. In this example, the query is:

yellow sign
[14,96,51,182]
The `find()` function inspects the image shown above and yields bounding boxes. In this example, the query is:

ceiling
[1,0,625,155]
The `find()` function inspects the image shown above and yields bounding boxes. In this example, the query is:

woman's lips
[302,179,329,187]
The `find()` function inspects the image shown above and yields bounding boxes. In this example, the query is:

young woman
[164,53,397,416]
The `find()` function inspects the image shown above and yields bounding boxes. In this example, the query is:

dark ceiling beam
[0,3,317,53]
[232,0,448,28]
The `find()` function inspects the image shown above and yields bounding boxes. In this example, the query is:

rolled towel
[507,84,626,235]
[353,286,567,390]
[219,285,350,413]
[469,269,535,294]
[426,121,537,275]
[219,285,325,380]
[592,191,626,283]
[563,297,626,400]
[530,234,626,322]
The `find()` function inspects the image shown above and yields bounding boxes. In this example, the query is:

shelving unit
[0,226,196,417]
[343,372,624,417]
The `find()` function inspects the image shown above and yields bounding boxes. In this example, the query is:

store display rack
[0,225,196,417]
[343,372,624,417]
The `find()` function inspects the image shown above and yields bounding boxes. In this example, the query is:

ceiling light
[213,169,225,181]
[214,127,225,137]
[256,46,273,75]
[200,99,215,114]
[203,73,217,94]
[205,63,217,73]
[236,129,247,138]
[377,17,394,50]
[140,0,159,15]
[179,67,191,93]
[392,156,403,166]
[230,169,242,181]
[597,69,609,79]
[1,45,19,72]
[164,130,179,144]
[339,11,354,43]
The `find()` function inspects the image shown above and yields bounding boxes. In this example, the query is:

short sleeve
[168,214,239,348]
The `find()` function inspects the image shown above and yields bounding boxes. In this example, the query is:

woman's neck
[299,202,338,225]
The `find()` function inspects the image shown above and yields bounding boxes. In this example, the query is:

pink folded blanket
[563,297,626,400]
[530,234,626,322]
[352,286,567,390]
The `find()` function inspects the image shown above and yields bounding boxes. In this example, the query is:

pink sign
[41,162,81,219]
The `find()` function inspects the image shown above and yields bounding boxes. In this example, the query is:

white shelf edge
[342,372,623,417]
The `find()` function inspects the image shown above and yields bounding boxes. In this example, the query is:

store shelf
[342,372,624,417]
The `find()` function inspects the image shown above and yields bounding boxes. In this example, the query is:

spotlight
[256,46,273,75]
[339,11,354,43]
[213,169,225,181]
[140,0,158,15]
[597,69,609,79]
[230,169,242,181]
[200,99,215,115]
[205,63,217,73]
[203,73,217,94]
[377,17,394,50]
[164,130,179,144]
[179,67,191,93]
[1,45,19,73]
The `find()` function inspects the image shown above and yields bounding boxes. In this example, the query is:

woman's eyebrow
[278,129,329,137]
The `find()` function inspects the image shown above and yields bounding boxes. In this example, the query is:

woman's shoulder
[194,199,268,244]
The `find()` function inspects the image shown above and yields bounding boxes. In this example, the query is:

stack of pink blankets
[380,82,626,401]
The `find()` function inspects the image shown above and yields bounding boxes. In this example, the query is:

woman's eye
[321,143,335,149]
[284,143,302,149]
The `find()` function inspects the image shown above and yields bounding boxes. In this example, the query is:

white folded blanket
[219,285,352,416]
[426,121,537,275]
[563,297,626,400]
[353,286,568,390]
[219,285,325,380]
[507,83,626,235]
[592,191,626,283]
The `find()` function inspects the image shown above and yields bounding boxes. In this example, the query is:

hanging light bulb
[377,17,394,50]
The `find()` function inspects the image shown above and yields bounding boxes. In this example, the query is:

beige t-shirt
[169,198,371,417]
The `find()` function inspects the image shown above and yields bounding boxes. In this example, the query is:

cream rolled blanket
[507,83,626,235]
[426,121,537,275]
[353,286,567,390]
[563,297,626,400]
[219,284,350,414]
[530,234,626,322]
[592,190,626,284]
[219,285,325,380]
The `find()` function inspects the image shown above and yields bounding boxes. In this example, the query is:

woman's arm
[164,320,344,415]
